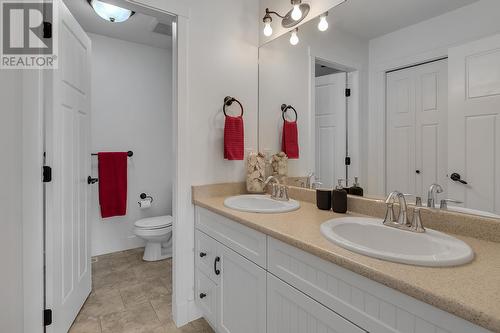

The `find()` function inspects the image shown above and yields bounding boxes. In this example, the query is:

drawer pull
[214,256,221,275]
[199,252,207,258]
[199,293,207,299]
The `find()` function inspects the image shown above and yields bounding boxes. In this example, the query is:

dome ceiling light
[88,0,135,23]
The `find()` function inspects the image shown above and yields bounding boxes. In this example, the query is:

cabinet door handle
[199,293,207,299]
[214,256,221,275]
[199,252,207,258]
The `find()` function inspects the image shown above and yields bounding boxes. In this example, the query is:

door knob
[199,252,207,258]
[199,293,207,299]
[415,170,421,174]
[450,173,468,185]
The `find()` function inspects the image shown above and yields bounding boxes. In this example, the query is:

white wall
[366,0,500,197]
[89,33,173,256]
[259,20,368,178]
[0,71,24,332]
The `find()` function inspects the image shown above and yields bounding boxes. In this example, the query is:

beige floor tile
[119,282,149,307]
[79,289,125,318]
[150,299,172,324]
[100,302,161,333]
[69,315,101,333]
[190,318,215,333]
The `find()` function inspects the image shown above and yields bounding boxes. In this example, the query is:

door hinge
[345,88,351,97]
[43,166,52,183]
[345,157,351,166]
[44,309,52,326]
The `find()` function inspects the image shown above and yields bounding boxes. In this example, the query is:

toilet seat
[134,215,173,230]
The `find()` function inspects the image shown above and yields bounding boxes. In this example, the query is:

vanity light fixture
[318,12,328,31]
[290,28,299,46]
[291,0,303,21]
[262,1,310,36]
[88,0,135,23]
[263,12,273,37]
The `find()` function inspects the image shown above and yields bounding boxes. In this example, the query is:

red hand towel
[224,115,244,160]
[98,152,128,218]
[282,120,299,159]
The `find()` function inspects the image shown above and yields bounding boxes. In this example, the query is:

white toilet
[134,215,173,261]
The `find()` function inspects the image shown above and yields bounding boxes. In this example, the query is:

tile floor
[70,248,214,333]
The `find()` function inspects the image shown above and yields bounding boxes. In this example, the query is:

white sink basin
[224,195,300,213]
[320,217,474,267]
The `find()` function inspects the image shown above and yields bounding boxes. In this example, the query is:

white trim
[22,70,45,333]
[367,47,449,197]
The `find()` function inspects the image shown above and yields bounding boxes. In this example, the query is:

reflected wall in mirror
[258,0,500,218]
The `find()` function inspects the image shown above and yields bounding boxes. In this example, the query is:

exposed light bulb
[318,14,328,31]
[290,29,299,45]
[291,4,302,21]
[263,22,273,37]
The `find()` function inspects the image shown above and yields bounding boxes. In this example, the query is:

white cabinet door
[448,34,500,214]
[267,274,366,333]
[218,244,267,333]
[195,270,218,330]
[195,230,219,282]
[315,73,347,188]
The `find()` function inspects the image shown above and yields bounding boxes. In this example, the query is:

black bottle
[332,179,347,213]
[349,177,364,197]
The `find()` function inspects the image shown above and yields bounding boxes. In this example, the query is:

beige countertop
[192,185,500,333]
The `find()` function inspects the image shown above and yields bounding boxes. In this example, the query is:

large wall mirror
[258,0,500,218]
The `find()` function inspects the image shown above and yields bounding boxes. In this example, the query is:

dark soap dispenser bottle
[349,177,364,197]
[332,179,348,214]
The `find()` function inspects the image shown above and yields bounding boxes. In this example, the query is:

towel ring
[223,96,244,117]
[281,104,298,122]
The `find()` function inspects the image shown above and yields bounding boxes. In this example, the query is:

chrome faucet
[305,172,323,189]
[427,183,443,208]
[383,191,425,233]
[261,176,289,201]
[384,191,409,226]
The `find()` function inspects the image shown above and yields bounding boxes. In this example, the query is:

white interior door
[315,72,346,188]
[386,60,448,198]
[45,1,92,331]
[448,34,500,214]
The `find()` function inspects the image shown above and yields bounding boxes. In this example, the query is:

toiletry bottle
[332,179,348,213]
[349,177,364,196]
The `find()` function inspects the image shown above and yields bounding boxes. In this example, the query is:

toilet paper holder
[138,193,154,207]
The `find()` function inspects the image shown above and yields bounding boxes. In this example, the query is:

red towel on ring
[224,115,244,160]
[98,152,128,218]
[282,120,299,159]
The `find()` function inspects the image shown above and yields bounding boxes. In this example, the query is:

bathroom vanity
[192,184,500,333]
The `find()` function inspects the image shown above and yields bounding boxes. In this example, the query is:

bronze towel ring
[223,96,244,117]
[281,104,298,122]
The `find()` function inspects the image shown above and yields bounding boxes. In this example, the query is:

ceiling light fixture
[262,1,310,36]
[318,12,328,31]
[88,0,135,23]
[290,28,299,45]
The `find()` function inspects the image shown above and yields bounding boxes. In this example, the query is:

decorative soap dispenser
[332,179,348,213]
[349,177,364,197]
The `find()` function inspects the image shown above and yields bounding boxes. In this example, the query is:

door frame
[22,1,193,331]
[309,53,361,186]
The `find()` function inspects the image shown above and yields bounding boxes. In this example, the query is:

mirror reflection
[258,0,500,218]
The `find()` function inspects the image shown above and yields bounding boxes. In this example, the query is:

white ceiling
[329,0,479,40]
[63,0,174,49]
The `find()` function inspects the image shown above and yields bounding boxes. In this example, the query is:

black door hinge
[43,166,52,183]
[44,309,52,326]
[345,157,351,166]
[345,88,351,97]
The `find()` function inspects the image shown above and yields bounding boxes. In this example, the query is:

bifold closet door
[448,34,500,214]
[386,60,448,198]
[44,0,92,332]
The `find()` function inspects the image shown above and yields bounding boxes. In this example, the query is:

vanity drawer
[195,230,219,282]
[195,207,267,268]
[195,269,218,330]
[267,237,485,333]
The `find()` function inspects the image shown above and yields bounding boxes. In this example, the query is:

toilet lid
[134,215,173,229]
